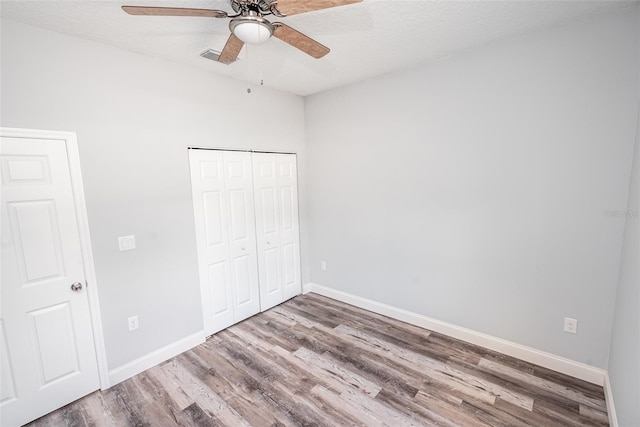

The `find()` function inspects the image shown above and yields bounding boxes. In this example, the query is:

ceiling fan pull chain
[246,43,252,93]
[259,43,264,86]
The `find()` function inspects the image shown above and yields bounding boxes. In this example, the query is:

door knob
[70,282,83,292]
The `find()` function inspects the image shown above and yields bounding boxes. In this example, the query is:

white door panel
[228,190,248,241]
[28,302,80,384]
[253,154,282,310]
[252,153,301,309]
[203,191,225,246]
[282,243,297,286]
[264,248,280,294]
[191,151,234,333]
[189,150,260,335]
[1,135,99,426]
[276,155,301,300]
[1,321,17,404]
[224,152,260,323]
[260,188,278,235]
[233,256,251,304]
[208,261,230,316]
[280,187,295,231]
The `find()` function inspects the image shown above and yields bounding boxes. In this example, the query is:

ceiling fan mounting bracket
[268,1,286,18]
[230,0,284,17]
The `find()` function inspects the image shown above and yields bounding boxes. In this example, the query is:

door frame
[1,127,109,390]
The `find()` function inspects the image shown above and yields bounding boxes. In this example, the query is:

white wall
[0,19,307,370]
[304,8,638,368]
[607,7,640,424]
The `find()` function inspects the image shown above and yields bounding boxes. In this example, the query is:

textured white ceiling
[1,0,636,96]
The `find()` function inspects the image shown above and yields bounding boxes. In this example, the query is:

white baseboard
[304,283,606,386]
[603,373,619,427]
[106,331,205,388]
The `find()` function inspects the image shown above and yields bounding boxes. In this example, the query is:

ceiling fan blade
[273,23,329,59]
[274,0,362,16]
[218,34,244,64]
[122,6,228,18]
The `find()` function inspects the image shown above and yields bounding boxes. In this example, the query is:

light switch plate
[118,235,136,251]
[128,315,139,331]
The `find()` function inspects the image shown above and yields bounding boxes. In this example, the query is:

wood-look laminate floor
[29,293,609,426]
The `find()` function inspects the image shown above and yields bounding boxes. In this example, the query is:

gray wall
[608,107,639,427]
[304,8,638,368]
[0,19,307,369]
[607,7,640,425]
[2,4,638,402]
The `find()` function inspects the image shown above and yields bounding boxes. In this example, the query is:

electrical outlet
[128,315,139,331]
[320,261,327,271]
[564,317,577,334]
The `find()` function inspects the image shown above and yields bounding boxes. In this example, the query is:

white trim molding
[107,331,205,387]
[304,283,607,386]
[603,373,619,427]
[65,131,111,391]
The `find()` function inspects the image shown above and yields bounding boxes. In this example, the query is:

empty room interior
[1,0,639,426]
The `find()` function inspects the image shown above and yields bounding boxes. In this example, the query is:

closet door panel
[282,243,297,287]
[224,152,260,323]
[253,153,301,309]
[253,154,283,310]
[280,186,295,231]
[228,190,248,240]
[203,191,225,246]
[190,150,260,335]
[276,154,301,300]
[190,151,234,333]
[203,188,231,320]
[264,248,280,293]
[260,188,278,235]
[233,256,251,303]
[208,261,230,316]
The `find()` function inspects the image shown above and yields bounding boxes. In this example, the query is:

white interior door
[189,150,260,335]
[1,134,100,426]
[252,153,301,311]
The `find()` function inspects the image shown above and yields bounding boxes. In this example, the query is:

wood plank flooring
[28,293,609,426]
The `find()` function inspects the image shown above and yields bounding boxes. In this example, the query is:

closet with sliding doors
[188,148,301,335]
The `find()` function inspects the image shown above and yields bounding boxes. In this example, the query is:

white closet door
[253,153,301,310]
[189,150,260,335]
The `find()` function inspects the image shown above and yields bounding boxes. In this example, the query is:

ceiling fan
[122,0,362,63]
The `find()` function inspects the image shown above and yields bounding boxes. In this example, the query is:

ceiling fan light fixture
[230,16,274,44]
